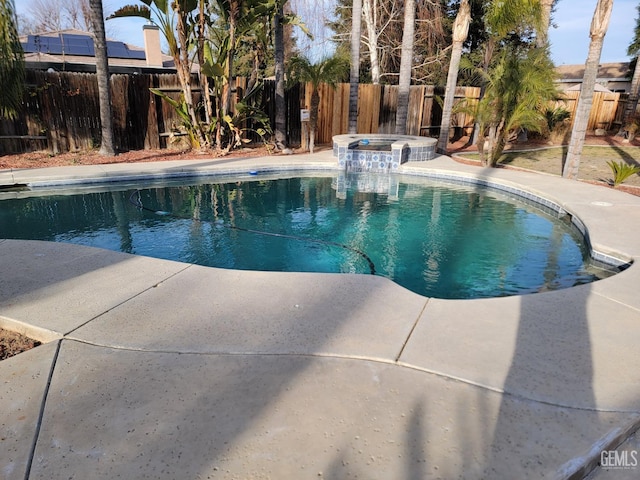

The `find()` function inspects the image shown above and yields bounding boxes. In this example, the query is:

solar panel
[61,33,95,56]
[21,32,149,62]
[106,41,146,60]
[127,47,146,60]
[107,41,129,58]
[42,37,63,54]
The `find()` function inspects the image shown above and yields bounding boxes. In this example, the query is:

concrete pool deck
[1,152,640,479]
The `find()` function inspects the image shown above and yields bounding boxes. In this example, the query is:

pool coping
[1,151,640,479]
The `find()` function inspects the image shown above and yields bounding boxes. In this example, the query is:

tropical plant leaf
[107,5,151,20]
[607,160,640,187]
[201,61,225,78]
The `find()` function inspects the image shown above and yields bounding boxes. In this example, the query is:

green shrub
[607,160,640,187]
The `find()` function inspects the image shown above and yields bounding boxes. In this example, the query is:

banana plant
[108,0,206,149]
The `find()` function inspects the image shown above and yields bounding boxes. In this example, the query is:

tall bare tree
[437,0,471,154]
[563,0,614,179]
[361,0,391,84]
[88,0,115,155]
[24,0,91,33]
[395,0,415,135]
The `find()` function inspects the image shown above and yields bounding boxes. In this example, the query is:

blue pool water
[0,172,614,298]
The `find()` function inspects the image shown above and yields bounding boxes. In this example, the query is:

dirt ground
[0,328,41,361]
[1,133,639,359]
[1,134,638,189]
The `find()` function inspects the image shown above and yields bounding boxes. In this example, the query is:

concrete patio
[1,152,639,479]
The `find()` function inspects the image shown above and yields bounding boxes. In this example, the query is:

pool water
[0,173,614,299]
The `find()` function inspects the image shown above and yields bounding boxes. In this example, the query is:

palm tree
[88,0,116,155]
[288,55,349,153]
[563,0,614,179]
[395,0,416,135]
[437,0,471,154]
[348,0,362,133]
[467,0,543,144]
[109,1,205,149]
[473,45,559,166]
[0,0,24,120]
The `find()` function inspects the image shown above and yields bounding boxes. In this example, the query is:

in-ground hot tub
[333,134,437,173]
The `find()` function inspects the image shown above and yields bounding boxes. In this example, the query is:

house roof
[565,82,612,92]
[19,29,175,71]
[555,62,631,81]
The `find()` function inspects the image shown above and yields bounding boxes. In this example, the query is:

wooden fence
[555,90,627,131]
[303,84,481,143]
[0,70,628,154]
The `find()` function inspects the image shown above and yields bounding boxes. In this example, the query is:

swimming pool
[0,171,617,298]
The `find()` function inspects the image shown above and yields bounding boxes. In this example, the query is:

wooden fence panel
[357,84,381,134]
[330,84,349,138]
[556,90,622,131]
[0,70,628,155]
[378,85,397,134]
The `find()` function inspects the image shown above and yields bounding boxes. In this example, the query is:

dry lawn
[449,134,640,192]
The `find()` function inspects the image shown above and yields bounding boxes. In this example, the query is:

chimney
[143,24,163,67]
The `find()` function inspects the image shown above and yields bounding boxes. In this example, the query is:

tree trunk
[197,0,212,124]
[622,59,640,129]
[274,4,287,150]
[536,0,554,48]
[309,89,320,154]
[563,0,613,180]
[437,0,470,154]
[348,0,362,133]
[362,0,380,84]
[89,0,115,156]
[223,7,236,118]
[395,0,415,135]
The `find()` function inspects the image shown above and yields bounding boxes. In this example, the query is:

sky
[15,0,640,67]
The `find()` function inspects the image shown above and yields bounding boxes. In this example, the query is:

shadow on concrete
[486,284,596,478]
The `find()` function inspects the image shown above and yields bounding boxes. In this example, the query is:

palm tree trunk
[622,58,640,130]
[395,0,415,135]
[223,9,236,118]
[197,0,212,125]
[89,0,115,156]
[536,0,554,48]
[309,88,320,153]
[437,0,470,154]
[348,0,362,133]
[274,3,287,150]
[563,0,614,179]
